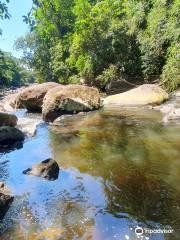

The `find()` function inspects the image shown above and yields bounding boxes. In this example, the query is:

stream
[0,102,180,239]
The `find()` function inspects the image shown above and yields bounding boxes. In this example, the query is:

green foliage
[0,50,36,87]
[17,0,180,91]
[0,0,10,35]
[160,43,180,92]
[0,0,10,20]
[96,65,119,89]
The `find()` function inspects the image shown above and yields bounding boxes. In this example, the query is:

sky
[0,0,33,57]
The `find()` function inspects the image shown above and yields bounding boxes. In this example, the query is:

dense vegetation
[0,51,36,87]
[14,0,180,92]
[0,0,36,87]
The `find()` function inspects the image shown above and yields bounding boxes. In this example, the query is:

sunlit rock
[18,82,59,112]
[3,92,23,111]
[23,158,60,180]
[42,85,101,122]
[103,84,168,106]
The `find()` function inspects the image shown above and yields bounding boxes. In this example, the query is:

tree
[17,0,180,91]
[0,51,36,87]
[0,0,10,35]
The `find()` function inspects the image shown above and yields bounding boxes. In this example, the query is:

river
[0,104,180,239]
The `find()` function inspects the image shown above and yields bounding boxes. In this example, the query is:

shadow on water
[0,108,180,239]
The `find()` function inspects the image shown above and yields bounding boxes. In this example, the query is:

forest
[0,1,180,239]
[0,0,179,91]
[0,1,35,87]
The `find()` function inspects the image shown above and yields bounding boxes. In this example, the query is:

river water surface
[0,106,180,240]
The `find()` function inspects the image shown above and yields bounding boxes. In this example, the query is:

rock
[42,84,101,122]
[23,158,60,180]
[18,82,59,112]
[51,114,86,136]
[51,111,102,137]
[32,227,64,239]
[0,182,14,219]
[3,92,23,111]
[0,112,17,127]
[0,126,25,151]
[103,84,169,106]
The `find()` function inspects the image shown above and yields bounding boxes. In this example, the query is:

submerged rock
[23,158,60,180]
[103,84,168,106]
[0,182,14,220]
[0,112,17,127]
[51,111,103,137]
[18,82,59,112]
[42,85,101,122]
[0,126,25,152]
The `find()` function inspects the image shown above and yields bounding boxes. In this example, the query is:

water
[0,106,180,240]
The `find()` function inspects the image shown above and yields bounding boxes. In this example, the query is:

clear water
[0,107,180,240]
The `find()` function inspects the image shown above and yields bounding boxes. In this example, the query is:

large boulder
[18,82,59,112]
[23,158,60,180]
[0,182,14,219]
[0,112,17,127]
[103,84,169,106]
[0,126,25,152]
[42,85,101,122]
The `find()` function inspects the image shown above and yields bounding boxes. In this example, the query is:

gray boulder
[0,126,25,151]
[0,112,17,127]
[23,158,60,180]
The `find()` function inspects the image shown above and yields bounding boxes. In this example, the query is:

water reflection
[50,109,180,238]
[0,108,180,239]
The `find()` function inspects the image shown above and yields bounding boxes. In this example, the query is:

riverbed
[0,105,180,240]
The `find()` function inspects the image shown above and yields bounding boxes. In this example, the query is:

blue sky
[0,0,33,57]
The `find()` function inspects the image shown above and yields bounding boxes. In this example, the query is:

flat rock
[103,84,168,106]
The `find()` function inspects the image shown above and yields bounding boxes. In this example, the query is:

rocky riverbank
[0,82,179,222]
[1,83,180,141]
